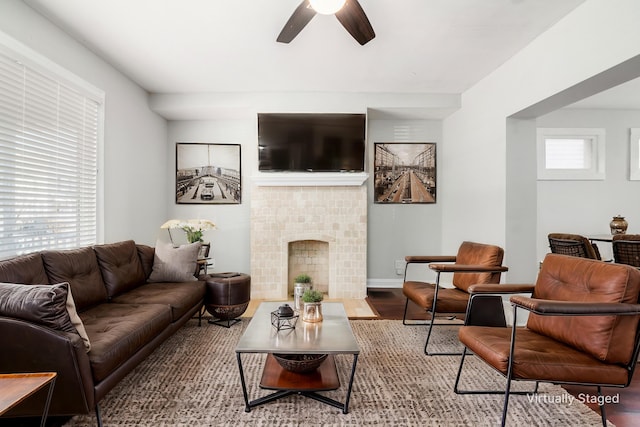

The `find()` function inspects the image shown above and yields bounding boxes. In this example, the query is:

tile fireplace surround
[250,174,368,300]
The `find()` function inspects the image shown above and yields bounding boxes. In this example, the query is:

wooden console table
[0,373,57,427]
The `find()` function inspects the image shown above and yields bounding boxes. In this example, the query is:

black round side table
[203,272,251,328]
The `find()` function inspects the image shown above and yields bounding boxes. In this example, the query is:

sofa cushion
[93,240,147,298]
[42,247,108,312]
[111,281,206,322]
[148,241,201,283]
[0,252,49,284]
[528,254,640,364]
[0,282,78,334]
[80,303,172,382]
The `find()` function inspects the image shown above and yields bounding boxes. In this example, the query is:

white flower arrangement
[161,219,216,243]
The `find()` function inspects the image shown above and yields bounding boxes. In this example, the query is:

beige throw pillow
[65,286,91,352]
[148,241,201,282]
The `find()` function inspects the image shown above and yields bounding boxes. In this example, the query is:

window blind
[0,50,99,259]
[544,138,591,169]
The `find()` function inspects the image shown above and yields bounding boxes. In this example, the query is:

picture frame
[175,143,241,204]
[374,143,436,204]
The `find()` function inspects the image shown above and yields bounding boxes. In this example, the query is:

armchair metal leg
[423,315,463,356]
[403,296,464,355]
[453,346,470,394]
[500,367,514,427]
[402,297,411,325]
[597,386,607,427]
[454,344,539,396]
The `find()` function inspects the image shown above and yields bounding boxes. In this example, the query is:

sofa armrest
[429,264,509,273]
[510,296,640,316]
[405,255,457,264]
[0,317,94,416]
[467,284,535,294]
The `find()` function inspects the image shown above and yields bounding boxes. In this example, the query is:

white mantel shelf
[252,172,369,187]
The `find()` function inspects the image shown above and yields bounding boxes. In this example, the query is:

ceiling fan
[277,0,375,46]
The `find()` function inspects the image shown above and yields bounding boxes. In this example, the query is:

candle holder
[271,304,298,331]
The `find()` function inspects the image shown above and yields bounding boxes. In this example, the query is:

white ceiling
[24,0,587,97]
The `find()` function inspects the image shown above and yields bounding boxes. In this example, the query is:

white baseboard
[367,278,403,289]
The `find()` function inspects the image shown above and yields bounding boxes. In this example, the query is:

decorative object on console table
[374,142,437,204]
[175,142,241,205]
[301,288,324,323]
[270,304,298,331]
[293,273,312,311]
[160,219,216,244]
[271,353,328,374]
[610,215,628,235]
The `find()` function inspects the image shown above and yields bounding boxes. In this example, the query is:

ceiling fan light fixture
[309,0,346,15]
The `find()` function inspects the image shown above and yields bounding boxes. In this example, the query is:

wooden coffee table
[235,302,360,413]
[0,372,56,427]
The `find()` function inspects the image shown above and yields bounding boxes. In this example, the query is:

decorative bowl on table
[272,353,328,373]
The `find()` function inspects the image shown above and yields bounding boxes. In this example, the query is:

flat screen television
[258,113,366,172]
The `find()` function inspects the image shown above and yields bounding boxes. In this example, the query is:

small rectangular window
[544,138,592,169]
[537,128,605,180]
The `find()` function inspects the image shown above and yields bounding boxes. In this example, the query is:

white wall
[0,1,168,245]
[536,108,640,262]
[366,119,443,286]
[443,0,640,282]
[166,120,254,274]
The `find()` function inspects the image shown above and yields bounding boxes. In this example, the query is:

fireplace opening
[288,240,329,297]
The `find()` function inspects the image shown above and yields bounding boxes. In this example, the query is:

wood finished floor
[366,287,640,427]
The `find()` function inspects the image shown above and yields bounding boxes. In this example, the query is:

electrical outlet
[395,260,406,276]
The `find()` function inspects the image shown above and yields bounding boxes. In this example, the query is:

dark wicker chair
[548,233,602,260]
[613,234,640,268]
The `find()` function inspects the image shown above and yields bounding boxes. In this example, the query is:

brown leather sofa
[0,240,206,425]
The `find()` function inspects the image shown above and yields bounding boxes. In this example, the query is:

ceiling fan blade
[277,0,317,43]
[335,0,375,45]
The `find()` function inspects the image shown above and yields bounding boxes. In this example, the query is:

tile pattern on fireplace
[251,185,367,300]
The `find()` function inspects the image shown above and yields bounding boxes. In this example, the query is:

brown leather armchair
[612,234,640,268]
[548,232,602,260]
[402,241,508,355]
[454,254,640,427]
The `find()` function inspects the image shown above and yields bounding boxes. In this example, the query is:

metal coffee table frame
[235,302,360,413]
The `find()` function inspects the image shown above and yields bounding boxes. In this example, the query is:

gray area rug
[63,319,610,426]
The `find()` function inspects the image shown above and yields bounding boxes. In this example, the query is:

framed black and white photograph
[374,143,436,204]
[175,143,241,204]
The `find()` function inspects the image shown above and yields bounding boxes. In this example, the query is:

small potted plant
[293,274,313,311]
[301,288,324,323]
[294,273,312,285]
